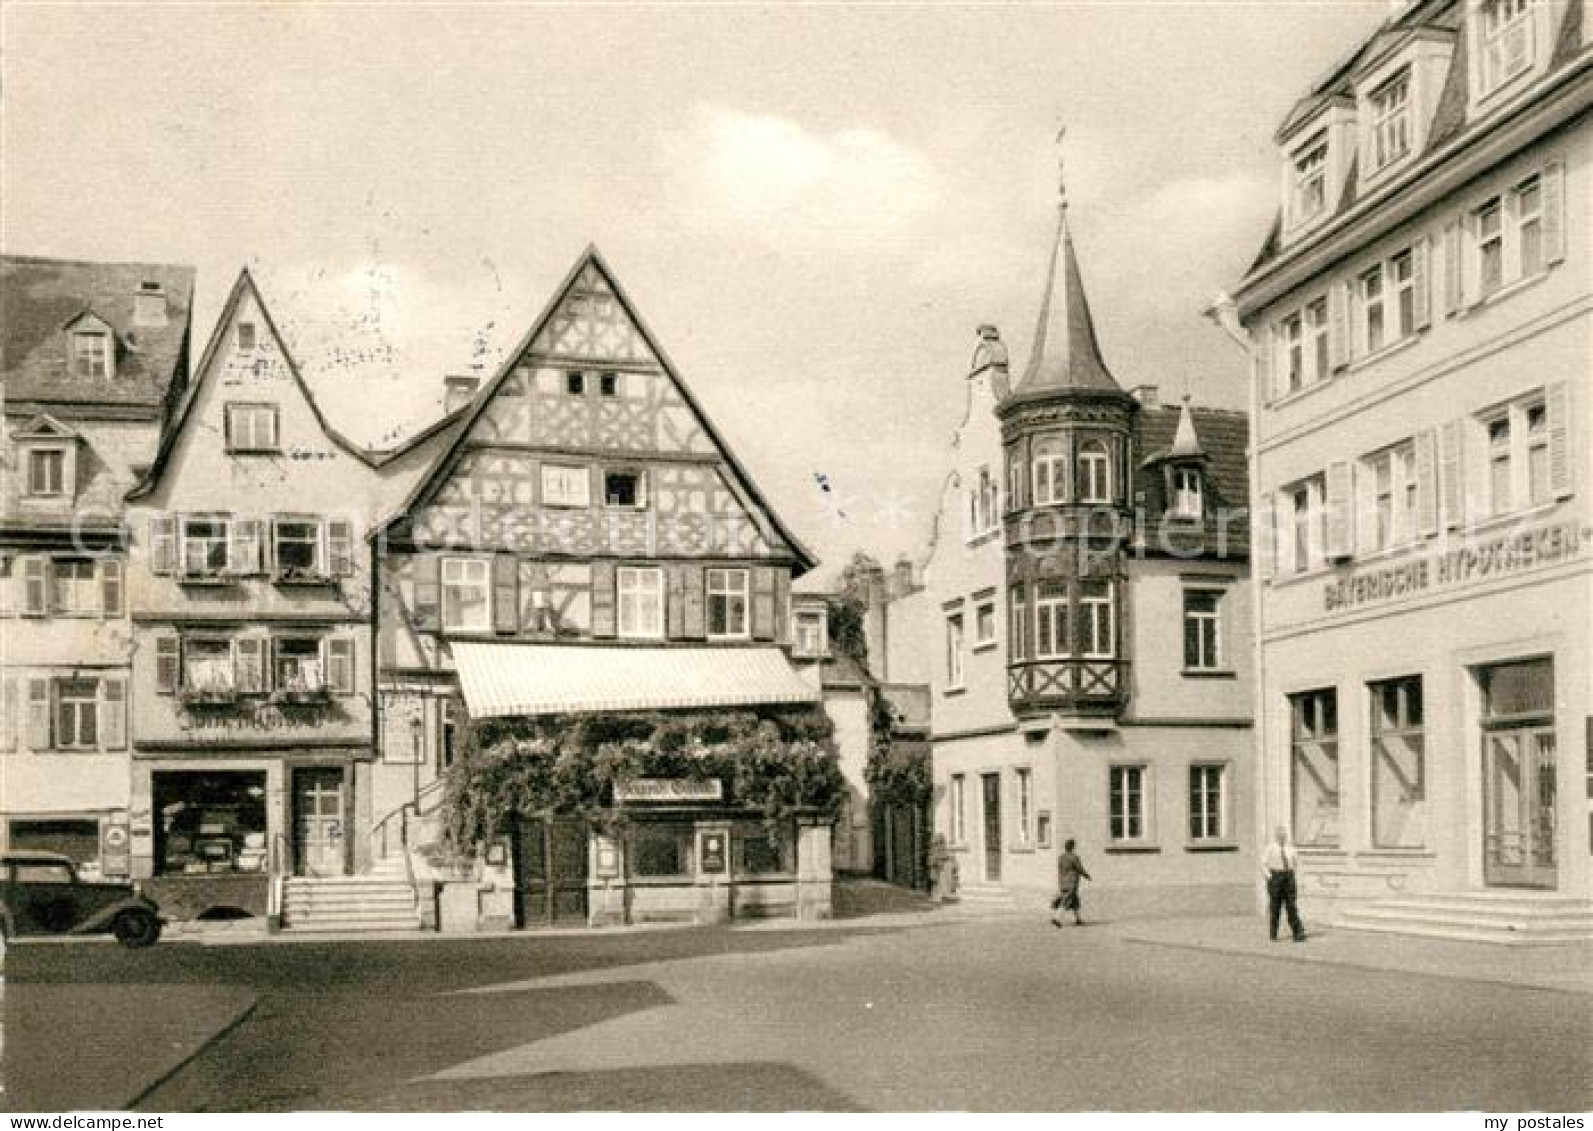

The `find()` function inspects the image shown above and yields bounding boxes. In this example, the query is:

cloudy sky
[3,2,1384,582]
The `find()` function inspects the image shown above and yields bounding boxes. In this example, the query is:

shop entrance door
[512,817,588,927]
[292,768,346,877]
[1482,727,1558,889]
[981,773,1002,882]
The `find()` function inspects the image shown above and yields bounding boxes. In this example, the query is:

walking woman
[1051,838,1092,927]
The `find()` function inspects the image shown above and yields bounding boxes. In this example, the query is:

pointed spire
[1170,394,1206,459]
[1008,130,1123,401]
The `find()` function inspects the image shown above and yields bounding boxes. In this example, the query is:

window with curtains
[441,557,491,631]
[1363,441,1419,551]
[1479,392,1553,516]
[706,568,749,639]
[1189,765,1227,841]
[1034,580,1069,659]
[617,567,664,639]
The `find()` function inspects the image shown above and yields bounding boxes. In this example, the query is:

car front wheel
[112,908,161,949]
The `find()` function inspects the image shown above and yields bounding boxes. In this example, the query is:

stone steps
[1336,893,1593,946]
[281,877,423,932]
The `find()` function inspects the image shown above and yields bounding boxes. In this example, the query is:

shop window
[706,568,749,639]
[1290,688,1341,847]
[1370,676,1426,849]
[734,822,795,877]
[628,822,695,879]
[1109,765,1150,843]
[1189,764,1227,841]
[1183,589,1222,672]
[441,557,491,631]
[1480,657,1554,720]
[153,771,269,875]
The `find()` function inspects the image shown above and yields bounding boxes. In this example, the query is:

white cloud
[665,105,940,255]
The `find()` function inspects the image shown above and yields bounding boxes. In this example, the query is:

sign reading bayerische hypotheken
[1323,520,1587,614]
[613,778,725,803]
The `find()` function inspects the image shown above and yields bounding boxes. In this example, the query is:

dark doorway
[511,816,589,927]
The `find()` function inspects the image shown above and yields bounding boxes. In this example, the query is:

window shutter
[665,565,686,638]
[326,637,355,694]
[151,515,176,576]
[590,561,617,638]
[1411,238,1431,330]
[22,556,47,616]
[1442,218,1463,316]
[680,563,706,639]
[1460,207,1479,307]
[492,553,519,635]
[101,558,124,618]
[0,554,12,618]
[1440,420,1466,530]
[155,635,181,693]
[412,555,441,632]
[1255,492,1276,583]
[235,637,264,694]
[1,677,16,752]
[25,678,51,750]
[327,520,355,577]
[1327,284,1349,371]
[1253,324,1274,403]
[1546,380,1572,499]
[100,677,126,751]
[230,520,262,575]
[1415,429,1439,538]
[774,567,791,647]
[1542,160,1566,267]
[751,566,777,641]
[1325,460,1354,561]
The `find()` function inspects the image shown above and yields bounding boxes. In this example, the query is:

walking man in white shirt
[1261,825,1306,942]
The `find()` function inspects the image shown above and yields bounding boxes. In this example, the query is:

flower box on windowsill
[180,689,239,707]
[272,568,336,587]
[271,687,331,706]
[177,571,241,587]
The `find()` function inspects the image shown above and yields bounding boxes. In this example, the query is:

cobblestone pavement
[4,900,1588,1112]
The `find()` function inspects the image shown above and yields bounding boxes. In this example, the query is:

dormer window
[1479,0,1534,94]
[1171,468,1204,520]
[1369,69,1411,171]
[26,449,67,498]
[1293,135,1328,224]
[72,331,110,379]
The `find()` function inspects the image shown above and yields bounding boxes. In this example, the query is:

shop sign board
[614,778,724,803]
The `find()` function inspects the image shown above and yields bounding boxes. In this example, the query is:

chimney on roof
[444,374,481,415]
[134,281,167,328]
[1131,385,1159,406]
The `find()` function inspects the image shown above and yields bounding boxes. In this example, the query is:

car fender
[71,898,158,935]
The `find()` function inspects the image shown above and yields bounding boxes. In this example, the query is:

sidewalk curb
[1122,932,1592,998]
[123,995,260,1110]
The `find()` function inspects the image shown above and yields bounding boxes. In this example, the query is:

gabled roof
[1004,204,1124,405]
[127,268,380,501]
[2,254,194,411]
[1132,404,1249,522]
[377,245,817,574]
[9,412,81,442]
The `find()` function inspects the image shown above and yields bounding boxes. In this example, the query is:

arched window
[1078,439,1112,504]
[1032,436,1067,505]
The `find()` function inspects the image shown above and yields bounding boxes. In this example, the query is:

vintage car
[0,850,163,948]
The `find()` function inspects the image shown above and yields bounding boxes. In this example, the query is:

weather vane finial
[1054,122,1069,209]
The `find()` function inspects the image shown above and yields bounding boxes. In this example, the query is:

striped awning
[450,641,821,719]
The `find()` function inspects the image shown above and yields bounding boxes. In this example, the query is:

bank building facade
[1230,0,1592,939]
